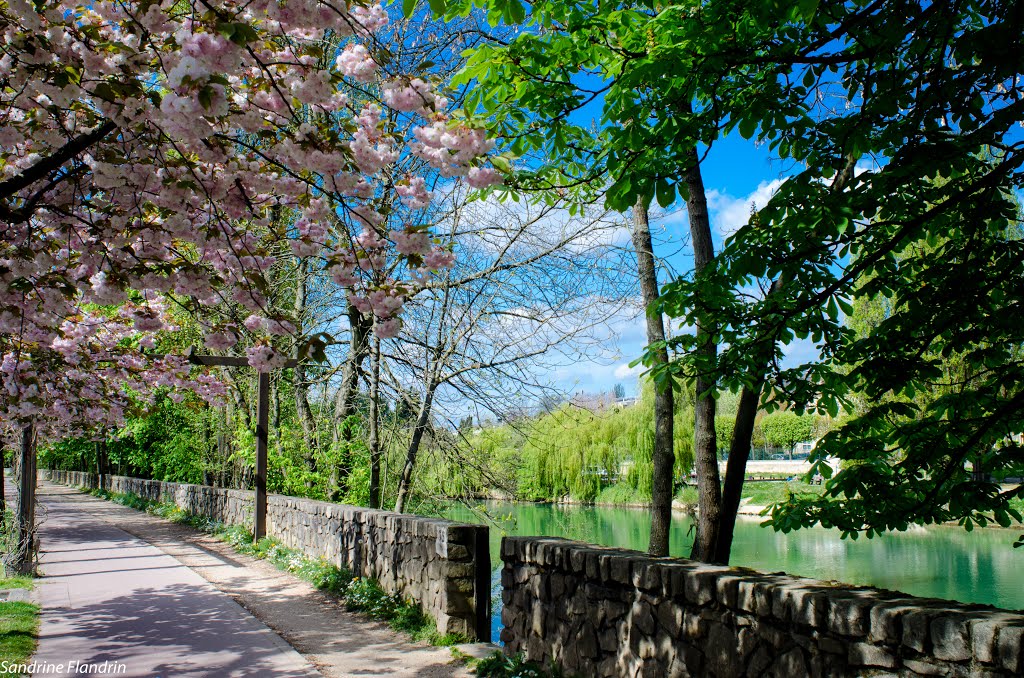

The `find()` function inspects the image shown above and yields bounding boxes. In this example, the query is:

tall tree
[631,199,675,556]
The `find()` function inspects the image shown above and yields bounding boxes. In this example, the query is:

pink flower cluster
[336,44,378,83]
[383,78,445,114]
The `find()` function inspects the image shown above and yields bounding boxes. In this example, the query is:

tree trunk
[367,333,383,509]
[332,306,373,436]
[15,425,37,574]
[293,258,317,465]
[713,276,784,564]
[330,306,372,497]
[713,384,761,564]
[394,382,438,514]
[632,197,675,557]
[95,439,106,492]
[684,148,722,563]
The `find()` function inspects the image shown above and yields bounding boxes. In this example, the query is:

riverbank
[458,478,824,516]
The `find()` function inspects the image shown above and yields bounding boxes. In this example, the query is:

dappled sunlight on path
[33,483,319,677]
[35,482,468,678]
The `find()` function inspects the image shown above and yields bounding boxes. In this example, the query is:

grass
[0,568,37,676]
[85,488,467,646]
[672,480,826,512]
[593,483,648,506]
[738,480,826,507]
[0,601,39,674]
[0,578,33,591]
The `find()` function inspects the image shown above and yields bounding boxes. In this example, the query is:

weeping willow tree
[439,383,696,504]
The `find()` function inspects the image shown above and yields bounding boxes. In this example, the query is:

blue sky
[546,132,802,399]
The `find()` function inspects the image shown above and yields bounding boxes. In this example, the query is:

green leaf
[656,179,675,208]
[797,0,820,21]
[506,0,526,24]
[403,0,417,17]
[738,117,757,140]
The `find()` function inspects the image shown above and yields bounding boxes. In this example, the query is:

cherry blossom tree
[1,0,499,568]
[1,0,499,384]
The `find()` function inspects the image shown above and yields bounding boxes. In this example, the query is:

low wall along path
[500,536,1024,677]
[48,470,1024,676]
[46,470,491,641]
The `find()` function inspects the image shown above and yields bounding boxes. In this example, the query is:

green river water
[435,500,1024,641]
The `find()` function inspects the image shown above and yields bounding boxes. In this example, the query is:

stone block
[848,642,896,669]
[771,647,809,678]
[632,599,656,636]
[705,622,740,676]
[684,568,720,607]
[609,556,631,585]
[773,583,822,625]
[970,616,1020,664]
[900,658,946,676]
[901,609,932,653]
[997,624,1023,673]
[599,626,620,653]
[633,561,662,591]
[655,601,682,637]
[745,646,772,678]
[930,615,970,662]
[684,573,716,610]
[574,624,599,659]
[827,592,874,637]
[869,601,916,644]
[819,636,846,655]
[682,611,705,640]
[715,573,742,609]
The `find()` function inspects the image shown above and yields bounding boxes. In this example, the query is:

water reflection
[435,500,1024,640]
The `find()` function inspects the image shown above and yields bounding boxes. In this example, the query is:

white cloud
[614,362,642,380]
[706,178,787,238]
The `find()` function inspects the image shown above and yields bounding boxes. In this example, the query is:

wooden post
[255,371,270,540]
[16,424,36,574]
[146,350,295,541]
[0,443,6,521]
[95,440,105,492]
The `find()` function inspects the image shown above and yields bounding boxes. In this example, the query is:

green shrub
[473,652,564,678]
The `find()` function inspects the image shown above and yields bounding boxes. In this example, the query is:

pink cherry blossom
[375,318,401,339]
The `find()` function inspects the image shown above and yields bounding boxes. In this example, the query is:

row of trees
[5,0,1023,573]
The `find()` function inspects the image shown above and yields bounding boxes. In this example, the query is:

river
[435,500,1024,641]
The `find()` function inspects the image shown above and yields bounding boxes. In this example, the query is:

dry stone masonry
[500,536,1024,678]
[46,470,490,640]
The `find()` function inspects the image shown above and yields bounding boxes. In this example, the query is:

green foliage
[447,0,1024,545]
[714,415,734,454]
[473,651,564,678]
[594,483,648,506]
[457,386,694,503]
[759,413,815,456]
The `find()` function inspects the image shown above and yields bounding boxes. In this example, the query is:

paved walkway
[31,481,320,677]
[29,481,468,678]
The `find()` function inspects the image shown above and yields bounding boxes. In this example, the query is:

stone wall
[500,536,1024,677]
[46,470,490,640]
